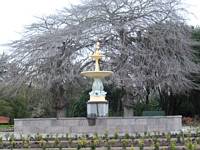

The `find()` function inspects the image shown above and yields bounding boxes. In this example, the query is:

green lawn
[0,124,13,129]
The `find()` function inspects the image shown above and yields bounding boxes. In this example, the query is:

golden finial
[94,41,100,55]
[90,41,103,71]
[96,41,100,51]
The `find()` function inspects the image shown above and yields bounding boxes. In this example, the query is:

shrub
[114,129,119,139]
[130,145,135,150]
[166,133,171,143]
[9,134,16,150]
[54,136,61,147]
[39,139,47,150]
[0,137,3,148]
[124,132,130,139]
[90,139,97,150]
[122,139,129,150]
[103,130,108,140]
[186,139,196,150]
[35,133,43,141]
[139,139,144,150]
[154,141,160,150]
[23,138,30,149]
[133,98,161,116]
[77,137,87,149]
[94,132,99,140]
[170,141,176,150]
[176,133,181,143]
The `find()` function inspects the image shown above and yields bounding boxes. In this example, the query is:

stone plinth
[87,101,108,117]
[14,116,182,135]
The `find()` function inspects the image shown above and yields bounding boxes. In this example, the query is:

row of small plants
[0,130,200,150]
[0,125,14,132]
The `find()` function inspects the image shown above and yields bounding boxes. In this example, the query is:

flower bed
[0,130,200,149]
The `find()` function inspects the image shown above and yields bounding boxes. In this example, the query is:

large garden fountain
[14,42,182,135]
[81,42,112,117]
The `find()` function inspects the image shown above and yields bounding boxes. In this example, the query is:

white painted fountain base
[14,116,182,135]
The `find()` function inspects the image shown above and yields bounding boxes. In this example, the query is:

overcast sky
[0,0,199,53]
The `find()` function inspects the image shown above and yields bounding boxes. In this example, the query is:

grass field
[0,124,13,129]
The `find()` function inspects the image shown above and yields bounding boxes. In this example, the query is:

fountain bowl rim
[80,71,113,78]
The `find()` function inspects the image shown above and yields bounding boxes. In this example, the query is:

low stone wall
[14,116,182,135]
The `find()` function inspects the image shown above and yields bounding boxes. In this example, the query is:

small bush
[170,141,176,150]
[139,139,144,150]
[114,129,119,139]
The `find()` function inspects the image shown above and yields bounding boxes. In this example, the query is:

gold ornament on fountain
[81,41,112,78]
[90,41,103,71]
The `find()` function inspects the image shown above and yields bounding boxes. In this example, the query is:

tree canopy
[2,0,200,117]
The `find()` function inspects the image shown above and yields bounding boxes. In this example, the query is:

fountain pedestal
[87,77,109,117]
[87,101,108,117]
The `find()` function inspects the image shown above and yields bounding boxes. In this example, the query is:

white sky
[0,0,199,53]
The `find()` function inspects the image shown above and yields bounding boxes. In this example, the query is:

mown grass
[0,124,13,129]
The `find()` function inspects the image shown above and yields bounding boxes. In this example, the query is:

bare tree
[0,53,8,82]
[6,0,199,117]
[112,22,200,115]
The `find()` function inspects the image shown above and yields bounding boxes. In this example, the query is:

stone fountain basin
[14,116,182,134]
[81,71,113,78]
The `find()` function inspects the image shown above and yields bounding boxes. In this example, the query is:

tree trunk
[123,106,133,117]
[55,94,66,118]
[168,93,176,115]
[50,83,66,118]
[146,87,150,105]
[56,107,66,118]
[158,88,167,114]
[56,86,66,118]
[122,92,134,117]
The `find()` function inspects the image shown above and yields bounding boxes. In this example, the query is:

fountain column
[81,42,113,117]
[87,77,108,117]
